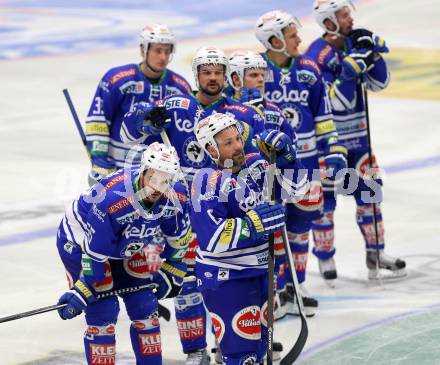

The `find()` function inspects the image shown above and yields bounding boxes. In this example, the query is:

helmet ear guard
[255,10,302,55]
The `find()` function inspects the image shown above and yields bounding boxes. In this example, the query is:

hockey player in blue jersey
[56,142,192,365]
[191,112,306,365]
[85,23,192,184]
[121,46,266,184]
[119,46,266,365]
[306,0,406,281]
[255,10,348,313]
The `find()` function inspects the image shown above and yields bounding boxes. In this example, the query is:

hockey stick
[266,148,277,365]
[361,83,381,280]
[61,88,172,321]
[62,88,89,157]
[279,227,308,364]
[0,283,172,324]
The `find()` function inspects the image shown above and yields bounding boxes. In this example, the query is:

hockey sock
[287,231,309,284]
[356,204,385,250]
[84,324,116,365]
[312,211,336,260]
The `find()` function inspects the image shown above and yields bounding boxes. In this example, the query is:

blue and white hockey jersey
[120,94,266,183]
[85,64,192,168]
[305,38,390,153]
[57,168,192,286]
[191,153,308,290]
[262,53,342,170]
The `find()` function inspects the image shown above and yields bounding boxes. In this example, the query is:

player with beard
[305,0,406,281]
[119,46,266,365]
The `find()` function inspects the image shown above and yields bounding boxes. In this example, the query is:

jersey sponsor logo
[116,210,141,225]
[63,242,74,254]
[122,224,160,240]
[318,45,333,66]
[217,267,230,281]
[123,250,151,278]
[182,136,208,168]
[297,69,318,85]
[119,80,144,94]
[139,332,161,355]
[121,242,144,258]
[165,97,190,110]
[264,109,282,126]
[110,68,136,85]
[239,189,265,212]
[174,110,194,133]
[299,58,321,74]
[223,104,248,113]
[171,74,192,94]
[294,181,323,212]
[86,122,109,136]
[232,306,261,340]
[210,312,225,343]
[177,316,204,340]
[256,251,268,265]
[89,344,116,364]
[107,196,135,214]
[163,190,187,203]
[105,173,128,190]
[265,86,309,106]
[92,204,106,223]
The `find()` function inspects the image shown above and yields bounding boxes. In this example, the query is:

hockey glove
[348,28,389,54]
[239,87,264,109]
[88,156,116,186]
[323,143,348,179]
[153,261,187,300]
[244,203,286,242]
[57,278,97,320]
[341,49,375,80]
[256,129,296,167]
[134,101,171,136]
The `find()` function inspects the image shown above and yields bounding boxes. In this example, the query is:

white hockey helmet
[228,50,267,90]
[139,24,176,58]
[313,0,355,35]
[140,142,180,179]
[195,113,239,163]
[255,10,301,53]
[191,46,229,87]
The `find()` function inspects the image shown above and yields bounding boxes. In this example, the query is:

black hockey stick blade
[280,314,308,365]
[158,303,171,322]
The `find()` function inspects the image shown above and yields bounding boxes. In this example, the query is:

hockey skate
[281,283,318,317]
[185,349,210,365]
[366,250,407,281]
[318,257,337,287]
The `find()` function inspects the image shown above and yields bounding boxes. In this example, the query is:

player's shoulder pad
[104,64,138,86]
[168,70,193,95]
[306,38,340,72]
